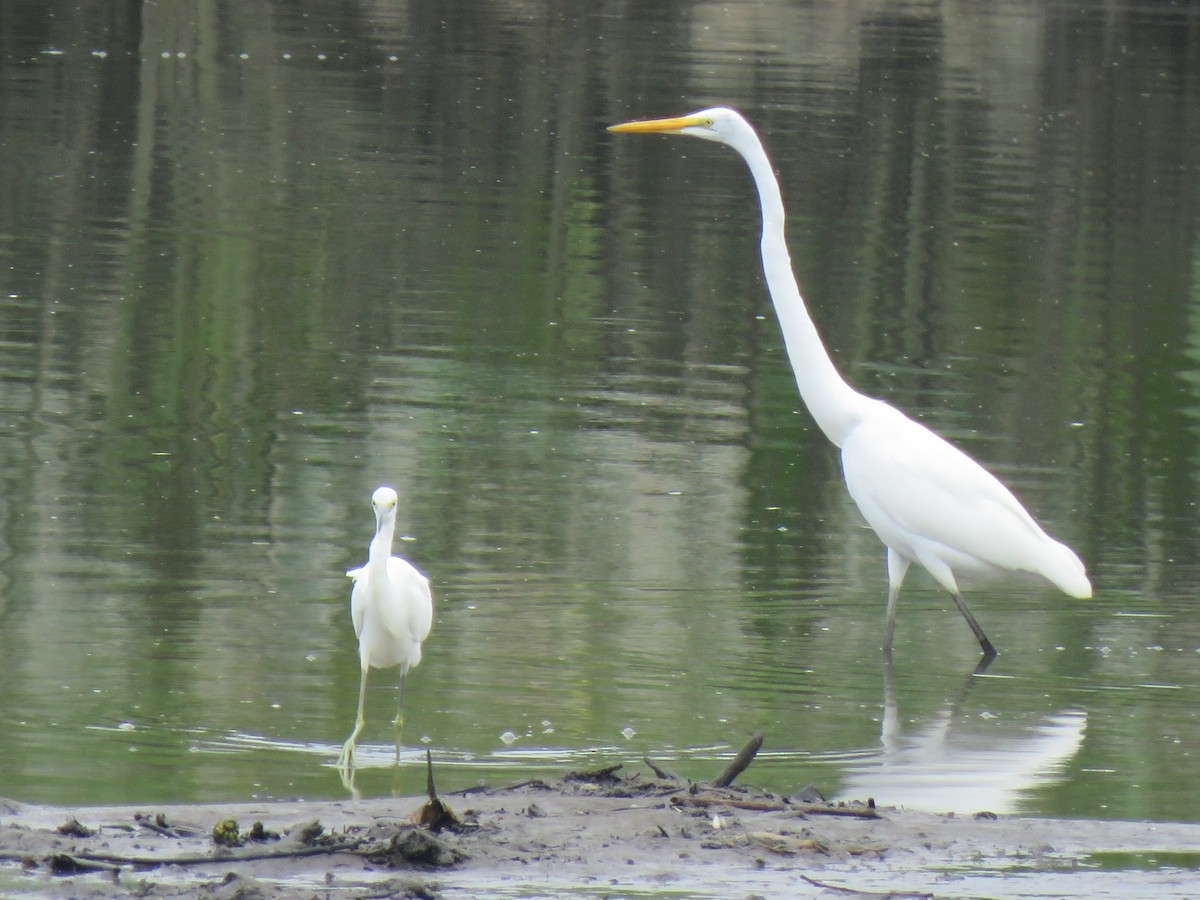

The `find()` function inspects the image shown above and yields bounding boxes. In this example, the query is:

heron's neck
[368,517,394,568]
[739,135,867,447]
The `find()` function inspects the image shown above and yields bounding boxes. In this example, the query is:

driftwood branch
[795,804,882,820]
[677,796,881,820]
[67,839,365,870]
[711,733,763,788]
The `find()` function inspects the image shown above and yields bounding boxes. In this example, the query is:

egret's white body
[337,486,433,770]
[609,108,1091,660]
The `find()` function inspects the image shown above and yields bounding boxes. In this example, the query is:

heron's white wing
[346,565,367,638]
[842,405,1052,580]
[385,556,434,644]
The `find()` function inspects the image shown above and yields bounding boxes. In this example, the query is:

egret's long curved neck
[369,511,395,567]
[735,132,866,447]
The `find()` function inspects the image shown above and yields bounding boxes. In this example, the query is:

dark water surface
[1,2,1199,822]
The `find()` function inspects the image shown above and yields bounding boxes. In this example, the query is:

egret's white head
[371,485,398,513]
[608,107,751,147]
[370,486,399,537]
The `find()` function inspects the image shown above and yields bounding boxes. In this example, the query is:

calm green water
[0,1,1198,822]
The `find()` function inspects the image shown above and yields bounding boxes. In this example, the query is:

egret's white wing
[843,404,1053,582]
[346,565,367,639]
[383,556,433,645]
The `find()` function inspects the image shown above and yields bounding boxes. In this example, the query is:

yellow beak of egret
[607,114,707,134]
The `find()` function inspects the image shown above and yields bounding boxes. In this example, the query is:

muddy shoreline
[3,762,1199,898]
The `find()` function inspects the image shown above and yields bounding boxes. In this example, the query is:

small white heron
[337,485,433,770]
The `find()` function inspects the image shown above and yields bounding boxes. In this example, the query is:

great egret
[337,485,434,770]
[609,108,1091,661]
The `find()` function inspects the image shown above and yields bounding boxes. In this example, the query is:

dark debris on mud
[4,735,1197,899]
[0,735,893,898]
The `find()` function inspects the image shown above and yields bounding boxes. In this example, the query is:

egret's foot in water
[338,717,364,772]
[339,669,369,772]
[391,712,405,764]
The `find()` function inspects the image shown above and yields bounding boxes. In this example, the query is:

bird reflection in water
[839,658,1086,814]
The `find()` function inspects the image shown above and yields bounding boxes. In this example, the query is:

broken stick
[711,732,763,788]
[416,749,464,832]
[643,756,681,781]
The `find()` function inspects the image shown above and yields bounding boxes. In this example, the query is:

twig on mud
[449,783,492,796]
[675,796,881,819]
[794,804,881,820]
[68,839,366,870]
[46,853,121,875]
[711,732,763,788]
[642,756,682,781]
[674,796,786,813]
[495,779,552,793]
[800,872,933,898]
[564,763,624,783]
[134,812,205,838]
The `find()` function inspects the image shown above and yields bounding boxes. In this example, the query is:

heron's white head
[608,107,752,148]
[371,485,398,519]
[370,486,399,542]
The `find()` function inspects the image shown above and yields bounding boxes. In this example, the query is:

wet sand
[3,764,1199,898]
